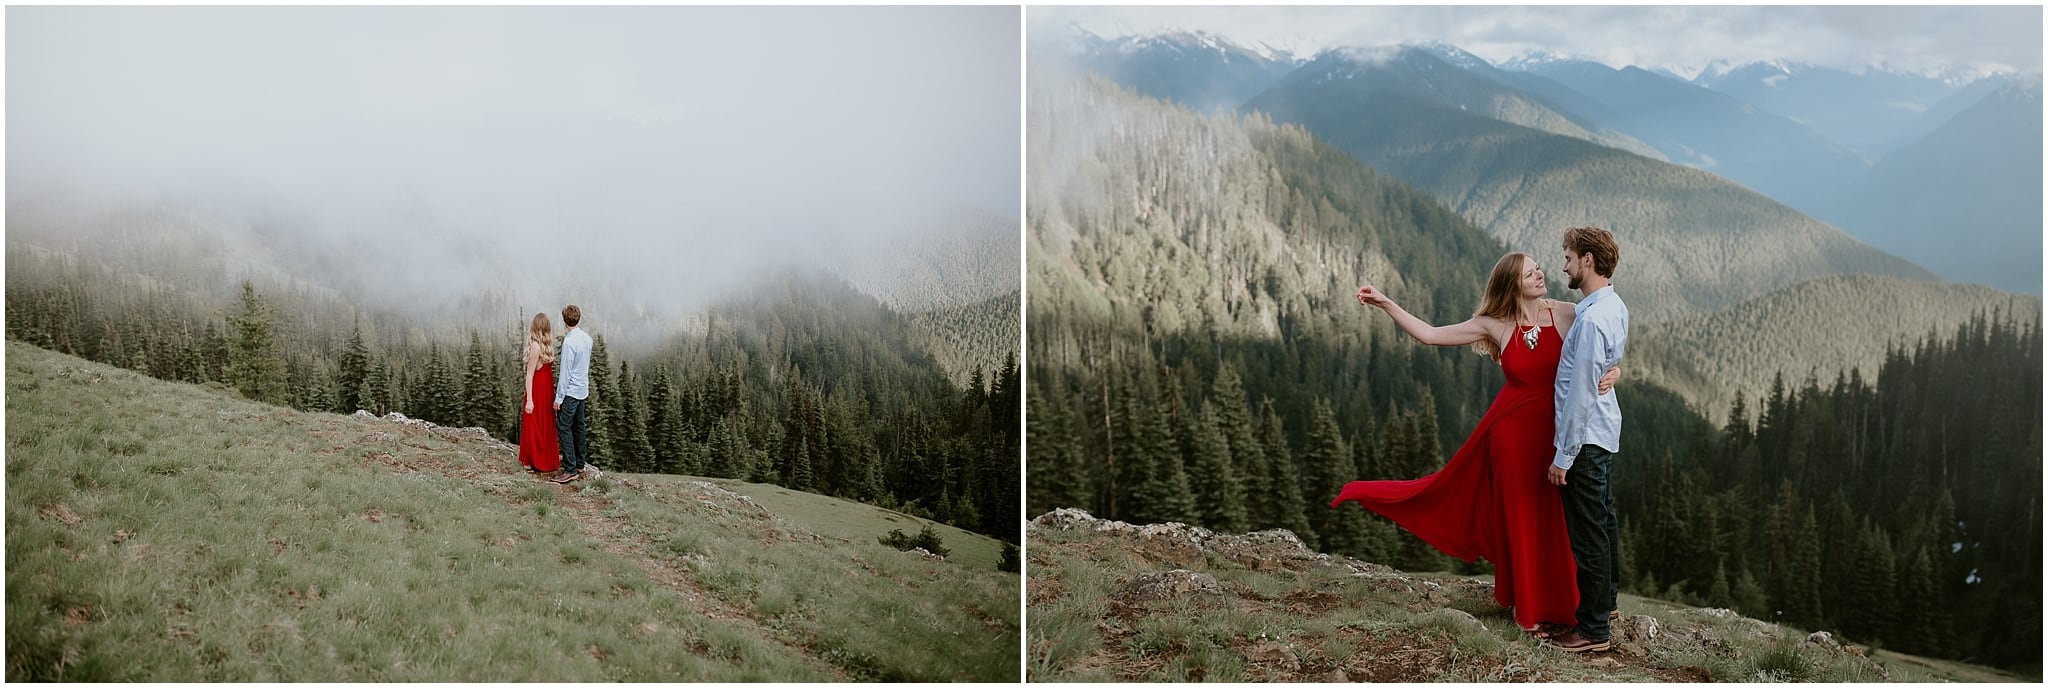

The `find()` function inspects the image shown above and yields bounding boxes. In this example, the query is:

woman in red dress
[1334,252,1616,635]
[518,313,562,477]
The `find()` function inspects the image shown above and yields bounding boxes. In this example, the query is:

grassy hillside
[1631,274,2041,422]
[1027,509,2027,683]
[5,342,1018,681]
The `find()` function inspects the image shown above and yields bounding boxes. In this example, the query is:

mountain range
[1054,28,2042,297]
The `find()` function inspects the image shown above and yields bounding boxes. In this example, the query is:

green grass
[605,474,1019,681]
[5,342,1017,681]
[713,480,1008,572]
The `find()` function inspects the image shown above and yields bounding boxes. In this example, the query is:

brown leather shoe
[1550,631,1612,653]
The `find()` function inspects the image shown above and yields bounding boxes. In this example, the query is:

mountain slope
[1815,79,2044,295]
[1272,48,1664,160]
[1242,80,1938,323]
[1509,60,1870,216]
[1693,62,1970,157]
[4,342,1018,681]
[1630,274,2041,422]
[1025,509,1997,682]
[1029,73,1505,345]
[826,207,1020,382]
[907,290,1020,386]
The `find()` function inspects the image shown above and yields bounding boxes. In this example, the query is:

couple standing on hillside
[1334,226,1631,654]
[517,305,596,484]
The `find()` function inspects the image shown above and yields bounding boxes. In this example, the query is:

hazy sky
[8,6,1019,331]
[1035,5,2042,78]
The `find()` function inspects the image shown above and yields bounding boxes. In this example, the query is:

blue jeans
[1560,444,1619,641]
[556,396,589,473]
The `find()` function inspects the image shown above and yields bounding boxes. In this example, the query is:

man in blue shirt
[1546,226,1629,653]
[553,304,594,483]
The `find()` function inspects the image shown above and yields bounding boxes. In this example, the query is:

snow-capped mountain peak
[1083,28,1295,66]
[1403,40,1494,71]
[1500,49,1586,72]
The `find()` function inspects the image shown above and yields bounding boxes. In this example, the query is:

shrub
[998,541,1019,573]
[879,524,948,557]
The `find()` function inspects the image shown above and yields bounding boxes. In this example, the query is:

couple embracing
[517,304,595,484]
[1334,226,1630,654]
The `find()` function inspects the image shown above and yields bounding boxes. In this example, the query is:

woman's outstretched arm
[1357,285,1496,348]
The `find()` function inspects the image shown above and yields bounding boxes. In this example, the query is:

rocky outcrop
[1031,508,1384,574]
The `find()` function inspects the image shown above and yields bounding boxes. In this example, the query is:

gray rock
[1620,614,1662,644]
[1031,508,1100,530]
[1805,631,1841,653]
[1113,569,1221,603]
[351,410,378,420]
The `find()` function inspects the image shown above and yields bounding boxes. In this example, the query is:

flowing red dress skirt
[518,365,561,473]
[1331,323,1579,630]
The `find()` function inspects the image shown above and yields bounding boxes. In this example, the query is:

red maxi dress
[1331,312,1579,630]
[518,362,561,473]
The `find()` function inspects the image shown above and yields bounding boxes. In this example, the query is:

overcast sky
[8,6,1019,330]
[1035,5,2042,79]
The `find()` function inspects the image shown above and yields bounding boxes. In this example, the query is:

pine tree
[225,280,289,405]
[1845,520,1899,644]
[1187,404,1250,532]
[1210,366,1274,527]
[612,360,653,472]
[1257,399,1316,549]
[646,364,684,474]
[336,316,370,412]
[584,334,614,467]
[1896,545,1943,656]
[1305,399,1371,559]
[461,331,500,431]
[1784,506,1825,624]
[365,356,389,416]
[201,320,229,383]
[423,345,462,426]
[1732,568,1770,620]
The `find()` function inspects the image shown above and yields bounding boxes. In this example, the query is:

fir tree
[1305,399,1371,559]
[423,345,462,426]
[336,316,370,413]
[612,360,653,472]
[584,334,614,467]
[1257,399,1316,549]
[461,331,502,432]
[225,280,289,405]
[1186,403,1250,532]
[646,364,684,474]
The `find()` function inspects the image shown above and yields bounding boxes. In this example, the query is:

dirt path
[548,476,852,681]
[335,417,852,681]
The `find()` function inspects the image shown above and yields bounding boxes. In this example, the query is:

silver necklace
[1521,316,1541,350]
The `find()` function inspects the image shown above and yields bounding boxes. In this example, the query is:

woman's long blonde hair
[1472,252,1536,363]
[528,313,555,365]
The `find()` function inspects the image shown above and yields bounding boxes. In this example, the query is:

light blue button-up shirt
[1553,286,1629,470]
[555,327,592,405]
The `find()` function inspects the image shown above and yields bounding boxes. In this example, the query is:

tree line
[6,252,1020,544]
